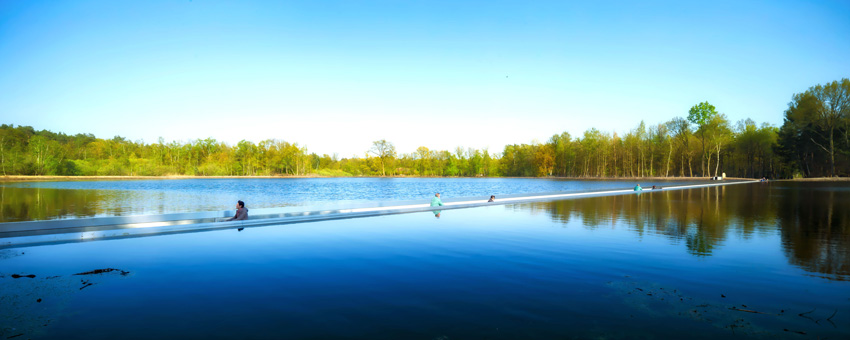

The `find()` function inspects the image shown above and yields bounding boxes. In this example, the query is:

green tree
[779,79,850,177]
[415,146,431,176]
[705,114,732,177]
[368,139,396,176]
[651,123,672,177]
[687,101,719,176]
[28,135,53,175]
[807,79,849,177]
[549,132,574,176]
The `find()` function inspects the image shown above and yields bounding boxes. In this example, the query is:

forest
[1,79,847,179]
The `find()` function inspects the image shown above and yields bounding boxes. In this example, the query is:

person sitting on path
[488,195,495,202]
[431,193,444,207]
[634,184,642,191]
[226,200,249,221]
[430,193,443,218]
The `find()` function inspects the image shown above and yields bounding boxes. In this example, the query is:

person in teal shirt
[634,184,642,191]
[431,193,444,206]
[431,193,443,218]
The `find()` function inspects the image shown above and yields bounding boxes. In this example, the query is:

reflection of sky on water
[0,178,710,221]
[1,188,848,339]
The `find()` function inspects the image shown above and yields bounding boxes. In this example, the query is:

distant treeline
[1,79,847,178]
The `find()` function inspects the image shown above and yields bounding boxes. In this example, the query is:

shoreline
[0,175,321,182]
[781,177,850,181]
[0,175,767,182]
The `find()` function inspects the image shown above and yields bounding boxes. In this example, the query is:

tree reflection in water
[0,186,155,222]
[778,182,850,281]
[511,182,850,280]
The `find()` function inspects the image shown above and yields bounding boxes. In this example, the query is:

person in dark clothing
[226,200,249,221]
[488,195,495,202]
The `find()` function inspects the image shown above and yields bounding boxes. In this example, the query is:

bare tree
[369,139,396,176]
[807,79,850,177]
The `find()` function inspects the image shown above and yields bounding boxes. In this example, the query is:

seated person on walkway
[226,200,249,221]
[430,193,444,218]
[634,184,642,191]
[488,195,495,202]
[431,193,443,207]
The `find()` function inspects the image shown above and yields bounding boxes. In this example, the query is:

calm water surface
[1,181,848,339]
[0,178,708,222]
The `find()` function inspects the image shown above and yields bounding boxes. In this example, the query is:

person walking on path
[226,200,249,221]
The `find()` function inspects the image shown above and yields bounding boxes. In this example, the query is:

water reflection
[511,182,850,280]
[0,186,112,222]
[1,178,712,222]
[777,183,850,280]
[0,186,217,222]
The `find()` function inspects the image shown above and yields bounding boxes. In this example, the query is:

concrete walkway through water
[0,180,757,248]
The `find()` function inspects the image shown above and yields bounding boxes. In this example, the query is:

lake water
[1,180,848,339]
[0,178,709,222]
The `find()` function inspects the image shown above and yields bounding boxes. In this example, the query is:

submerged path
[0,180,756,248]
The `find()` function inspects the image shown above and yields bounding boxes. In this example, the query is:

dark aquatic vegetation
[73,268,130,276]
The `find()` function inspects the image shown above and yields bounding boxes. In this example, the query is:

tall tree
[706,114,732,177]
[668,117,693,177]
[807,79,850,177]
[779,79,850,177]
[687,101,719,176]
[369,139,396,176]
[415,146,431,176]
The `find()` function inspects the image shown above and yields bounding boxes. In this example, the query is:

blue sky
[1,0,848,157]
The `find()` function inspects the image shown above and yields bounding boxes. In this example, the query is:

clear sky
[1,0,848,157]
